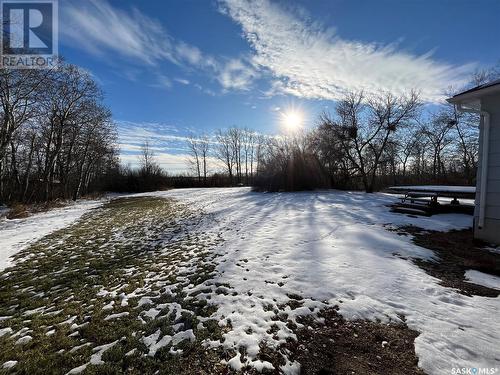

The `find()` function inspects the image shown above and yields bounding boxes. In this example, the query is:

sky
[58,0,500,173]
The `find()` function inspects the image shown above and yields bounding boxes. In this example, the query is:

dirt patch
[284,307,424,375]
[392,226,500,297]
[221,305,424,375]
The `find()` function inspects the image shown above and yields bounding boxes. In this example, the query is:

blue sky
[59,0,500,172]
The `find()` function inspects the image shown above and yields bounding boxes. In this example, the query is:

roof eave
[447,83,500,104]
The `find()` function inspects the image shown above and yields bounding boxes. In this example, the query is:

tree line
[2,60,496,203]
[186,68,499,192]
[0,62,118,204]
[184,93,478,193]
[253,90,479,192]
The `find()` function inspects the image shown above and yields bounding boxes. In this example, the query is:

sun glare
[282,110,303,132]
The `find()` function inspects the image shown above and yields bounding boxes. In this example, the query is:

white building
[448,79,500,244]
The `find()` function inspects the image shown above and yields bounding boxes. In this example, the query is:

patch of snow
[102,301,114,311]
[119,292,129,306]
[137,296,154,307]
[0,199,104,271]
[58,316,77,326]
[465,270,500,290]
[251,359,275,372]
[69,343,92,353]
[281,358,300,375]
[90,340,119,365]
[142,329,195,357]
[142,308,160,319]
[23,306,45,316]
[0,327,13,337]
[172,329,195,345]
[104,312,129,321]
[15,335,32,345]
[142,329,170,357]
[66,363,87,375]
[125,348,137,356]
[2,360,17,369]
[169,347,183,355]
[10,327,31,338]
[70,322,89,331]
[225,353,245,371]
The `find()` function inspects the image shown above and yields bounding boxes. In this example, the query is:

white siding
[475,94,500,244]
[486,192,500,206]
[490,151,500,167]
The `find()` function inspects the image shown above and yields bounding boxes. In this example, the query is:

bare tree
[40,64,102,201]
[139,140,159,176]
[317,90,420,192]
[228,128,243,183]
[71,104,114,200]
[0,61,118,203]
[215,129,235,185]
[199,134,210,184]
[187,134,210,184]
[421,114,454,181]
[0,69,52,199]
[187,134,202,182]
[394,127,420,179]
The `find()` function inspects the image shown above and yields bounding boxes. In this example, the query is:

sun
[282,110,303,132]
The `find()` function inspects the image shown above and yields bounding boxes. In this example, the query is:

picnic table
[387,185,475,216]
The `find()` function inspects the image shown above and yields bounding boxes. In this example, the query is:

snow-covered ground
[1,188,498,375]
[465,270,500,290]
[146,188,496,375]
[0,199,104,271]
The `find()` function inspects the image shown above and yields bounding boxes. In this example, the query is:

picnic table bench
[387,185,475,216]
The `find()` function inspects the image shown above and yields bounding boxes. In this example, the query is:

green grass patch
[0,197,224,375]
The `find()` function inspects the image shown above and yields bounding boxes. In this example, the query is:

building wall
[474,94,500,244]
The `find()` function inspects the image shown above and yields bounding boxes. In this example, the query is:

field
[0,188,499,375]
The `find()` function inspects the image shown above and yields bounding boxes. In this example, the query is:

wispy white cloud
[217,58,258,91]
[118,121,190,145]
[120,152,224,173]
[193,83,218,97]
[174,78,190,85]
[149,75,172,90]
[220,0,474,102]
[60,0,213,74]
[61,0,258,93]
[61,0,177,66]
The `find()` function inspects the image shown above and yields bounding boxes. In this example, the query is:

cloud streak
[61,0,177,66]
[220,0,474,102]
[116,121,225,174]
[119,152,222,173]
[61,0,257,92]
